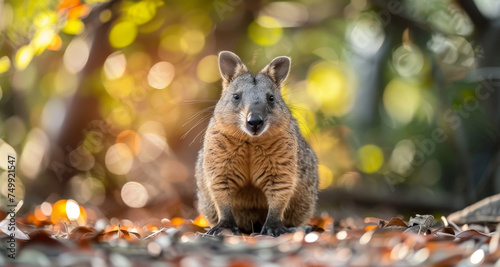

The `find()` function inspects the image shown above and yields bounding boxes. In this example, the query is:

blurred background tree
[0,0,499,223]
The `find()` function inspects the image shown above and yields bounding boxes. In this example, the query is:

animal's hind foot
[206,220,242,236]
[260,223,290,237]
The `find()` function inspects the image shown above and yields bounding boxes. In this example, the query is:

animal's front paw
[260,224,290,237]
[206,221,241,236]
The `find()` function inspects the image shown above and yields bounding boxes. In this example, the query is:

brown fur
[195,51,318,236]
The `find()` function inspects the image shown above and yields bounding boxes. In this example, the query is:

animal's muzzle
[246,113,264,134]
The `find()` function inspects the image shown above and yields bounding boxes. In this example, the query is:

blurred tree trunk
[456,0,500,202]
[24,0,120,205]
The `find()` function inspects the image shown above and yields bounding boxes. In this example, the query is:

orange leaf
[47,34,62,51]
[193,213,210,228]
[99,227,141,242]
[51,200,68,224]
[317,216,334,230]
[57,0,80,12]
[116,130,141,156]
[67,4,90,19]
[171,217,185,227]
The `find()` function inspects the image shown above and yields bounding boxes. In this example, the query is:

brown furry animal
[195,51,318,236]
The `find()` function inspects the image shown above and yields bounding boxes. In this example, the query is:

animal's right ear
[218,51,248,88]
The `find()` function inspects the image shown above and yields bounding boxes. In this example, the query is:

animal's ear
[260,56,291,86]
[218,51,248,87]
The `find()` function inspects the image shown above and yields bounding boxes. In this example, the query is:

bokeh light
[357,144,384,173]
[137,121,168,162]
[389,139,416,177]
[33,10,57,28]
[383,79,421,126]
[306,61,351,116]
[159,25,184,53]
[249,16,283,46]
[121,181,148,208]
[66,199,81,220]
[392,44,425,77]
[51,199,87,224]
[33,28,55,53]
[47,34,62,51]
[290,103,316,138]
[105,143,134,175]
[349,13,385,55]
[62,19,85,35]
[0,140,16,170]
[109,21,138,48]
[180,29,205,55]
[137,132,167,163]
[100,9,112,23]
[147,61,175,89]
[53,67,78,97]
[40,202,52,217]
[103,75,135,99]
[19,128,49,179]
[104,52,127,80]
[470,249,485,265]
[304,232,319,243]
[260,2,309,27]
[0,55,12,74]
[41,98,66,137]
[71,175,106,205]
[196,55,220,83]
[4,116,26,146]
[64,38,89,73]
[116,130,141,156]
[127,1,158,25]
[15,45,34,70]
[67,4,90,20]
[107,105,133,129]
[34,205,48,222]
[318,164,334,190]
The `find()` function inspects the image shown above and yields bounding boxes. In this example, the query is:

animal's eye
[233,94,240,101]
[268,95,275,102]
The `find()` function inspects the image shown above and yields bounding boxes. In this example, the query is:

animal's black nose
[247,114,263,132]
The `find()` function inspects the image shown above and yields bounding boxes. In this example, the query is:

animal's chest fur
[204,128,298,190]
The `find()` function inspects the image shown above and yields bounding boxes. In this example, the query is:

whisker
[288,105,315,139]
[281,84,302,97]
[288,103,309,111]
[182,99,219,105]
[181,113,213,140]
[182,105,215,127]
[189,125,209,146]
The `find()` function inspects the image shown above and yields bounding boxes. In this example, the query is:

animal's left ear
[260,56,291,86]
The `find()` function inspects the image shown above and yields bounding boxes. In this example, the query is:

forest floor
[1,195,500,266]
